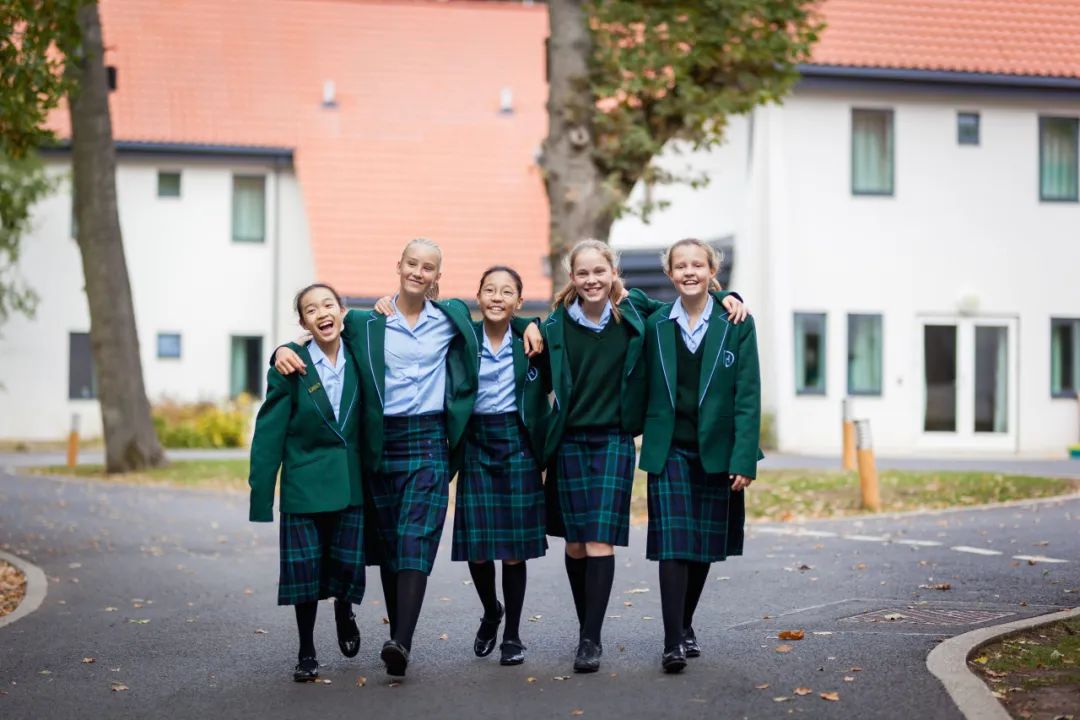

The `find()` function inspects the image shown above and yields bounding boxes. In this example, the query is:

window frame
[157,170,182,198]
[68,331,97,400]
[231,174,267,243]
[157,332,182,360]
[794,312,828,396]
[851,107,895,197]
[846,313,883,397]
[1050,317,1080,398]
[1039,115,1079,203]
[957,111,980,146]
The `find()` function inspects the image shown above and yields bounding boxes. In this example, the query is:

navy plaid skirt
[452,413,547,562]
[646,446,745,562]
[365,413,450,575]
[554,428,636,546]
[278,505,365,606]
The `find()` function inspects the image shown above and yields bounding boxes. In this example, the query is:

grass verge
[970,617,1080,720]
[32,459,250,491]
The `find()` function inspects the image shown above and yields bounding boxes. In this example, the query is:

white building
[612,4,1080,457]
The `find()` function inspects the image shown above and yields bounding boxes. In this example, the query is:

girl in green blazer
[273,240,542,678]
[638,239,762,674]
[542,240,745,674]
[248,283,365,683]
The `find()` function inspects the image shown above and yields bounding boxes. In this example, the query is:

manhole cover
[839,607,1016,626]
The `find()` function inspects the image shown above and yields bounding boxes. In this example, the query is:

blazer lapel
[338,352,359,432]
[365,312,386,409]
[698,301,731,406]
[657,318,678,408]
[544,309,567,411]
[620,297,646,374]
[296,344,346,442]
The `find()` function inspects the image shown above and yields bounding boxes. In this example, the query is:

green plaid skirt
[278,505,365,605]
[554,428,636,546]
[646,445,745,562]
[452,412,547,562]
[365,413,450,575]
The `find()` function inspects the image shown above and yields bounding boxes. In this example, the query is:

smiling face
[477,270,523,323]
[571,248,614,306]
[298,286,344,344]
[397,244,442,300]
[666,243,716,302]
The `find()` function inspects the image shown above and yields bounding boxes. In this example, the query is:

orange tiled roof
[813,0,1080,78]
[57,0,552,301]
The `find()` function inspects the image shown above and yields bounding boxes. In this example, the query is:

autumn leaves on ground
[0,560,27,618]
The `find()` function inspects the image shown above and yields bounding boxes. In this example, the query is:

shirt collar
[669,295,714,334]
[389,294,439,326]
[307,340,345,371]
[481,325,514,358]
[568,299,612,329]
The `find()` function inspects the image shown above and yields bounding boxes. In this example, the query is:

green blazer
[343,299,479,473]
[469,319,552,459]
[638,299,763,478]
[248,342,363,521]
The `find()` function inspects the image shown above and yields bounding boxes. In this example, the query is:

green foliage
[0,153,56,323]
[759,410,777,450]
[151,396,252,449]
[587,0,823,219]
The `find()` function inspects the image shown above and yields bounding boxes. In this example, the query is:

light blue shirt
[307,340,347,420]
[669,295,714,353]
[567,299,612,332]
[473,326,516,415]
[383,296,456,416]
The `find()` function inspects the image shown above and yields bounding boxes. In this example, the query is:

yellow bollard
[66,414,80,469]
[854,419,881,512]
[842,397,856,471]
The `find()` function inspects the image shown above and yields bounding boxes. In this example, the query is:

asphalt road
[0,469,1076,719]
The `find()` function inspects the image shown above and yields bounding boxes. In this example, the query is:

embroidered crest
[307,382,322,394]
[723,350,736,368]
[526,366,539,382]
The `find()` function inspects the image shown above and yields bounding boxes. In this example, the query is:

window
[157,332,182,359]
[232,175,266,242]
[157,170,181,198]
[1040,116,1079,202]
[68,332,97,399]
[794,313,827,395]
[852,108,894,195]
[1051,318,1080,397]
[847,314,882,395]
[957,112,980,145]
[230,335,264,398]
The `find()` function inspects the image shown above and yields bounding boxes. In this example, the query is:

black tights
[469,560,528,642]
[564,553,615,645]
[379,568,428,651]
[294,597,353,659]
[658,560,711,651]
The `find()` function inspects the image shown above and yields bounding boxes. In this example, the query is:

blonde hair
[661,238,724,291]
[552,239,625,322]
[401,237,442,300]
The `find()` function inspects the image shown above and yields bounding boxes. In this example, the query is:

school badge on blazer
[307,381,322,394]
[526,366,539,383]
[723,350,735,368]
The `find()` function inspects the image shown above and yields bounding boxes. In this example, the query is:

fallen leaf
[68,562,82,569]
[919,583,951,591]
[625,588,650,594]
[794,687,812,696]
[462,580,473,586]
[243,588,253,596]
[984,669,1007,679]
[820,691,839,702]
[529,615,543,622]
[844,676,855,682]
[775,644,794,653]
[797,564,813,571]
[38,670,51,675]
[111,683,129,692]
[642,616,654,621]
[388,681,400,688]
[127,619,150,625]
[850,667,862,672]
[254,628,268,635]
[322,679,332,685]
[812,631,833,636]
[526,677,537,684]
[553,675,571,681]
[773,697,790,703]
[82,658,95,664]
[355,676,366,687]
[882,613,905,621]
[623,601,633,607]
[381,617,390,625]
[132,603,144,609]
[571,711,584,717]
[104,607,117,612]
[778,630,805,641]
[755,683,770,689]
[438,633,449,641]
[972,656,989,665]
[853,563,867,570]
[439,597,451,602]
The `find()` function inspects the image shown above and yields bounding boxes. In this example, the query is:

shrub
[152,395,252,448]
[760,410,777,450]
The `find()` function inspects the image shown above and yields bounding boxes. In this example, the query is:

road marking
[951,546,1003,556]
[1012,555,1070,564]
[794,529,837,538]
[844,534,890,542]
[754,527,794,535]
[894,539,943,547]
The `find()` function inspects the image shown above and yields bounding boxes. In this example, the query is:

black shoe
[662,644,687,674]
[473,601,504,657]
[335,600,361,658]
[573,638,602,673]
[499,639,526,666]
[682,627,701,658]
[380,640,409,677]
[292,655,319,682]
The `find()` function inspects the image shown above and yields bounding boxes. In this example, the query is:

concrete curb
[926,605,1080,720]
[0,549,48,631]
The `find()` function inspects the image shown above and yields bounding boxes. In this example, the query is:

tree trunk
[540,0,617,293]
[66,2,164,472]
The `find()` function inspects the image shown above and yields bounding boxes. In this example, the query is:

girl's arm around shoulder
[248,368,293,522]
[627,288,665,316]
[729,314,762,480]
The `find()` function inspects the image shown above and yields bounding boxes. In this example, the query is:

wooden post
[855,419,881,511]
[66,414,80,469]
[842,397,856,471]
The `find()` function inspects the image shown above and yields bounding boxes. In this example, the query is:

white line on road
[1012,555,1070,564]
[894,539,943,547]
[843,534,890,542]
[793,529,838,538]
[951,546,1003,556]
[753,527,794,535]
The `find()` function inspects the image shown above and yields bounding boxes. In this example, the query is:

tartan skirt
[278,505,366,606]
[364,413,450,575]
[451,412,547,562]
[646,445,745,563]
[554,428,636,546]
